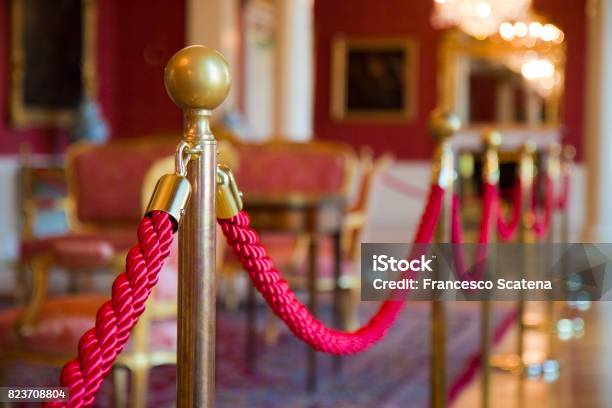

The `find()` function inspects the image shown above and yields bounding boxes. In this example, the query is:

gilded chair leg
[19,256,50,331]
[112,366,128,408]
[129,365,150,408]
[343,286,360,331]
[264,309,279,346]
[15,261,30,305]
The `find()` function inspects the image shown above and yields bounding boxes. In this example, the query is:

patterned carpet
[3,299,515,408]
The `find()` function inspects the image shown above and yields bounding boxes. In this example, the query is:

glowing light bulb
[522,59,555,80]
[541,24,557,41]
[499,22,515,40]
[514,22,528,37]
[529,22,543,38]
[475,1,492,18]
[432,0,534,39]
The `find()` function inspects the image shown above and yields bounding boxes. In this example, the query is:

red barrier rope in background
[46,211,174,408]
[381,171,429,199]
[532,174,554,239]
[557,173,570,211]
[496,180,522,241]
[218,185,444,354]
[451,183,497,280]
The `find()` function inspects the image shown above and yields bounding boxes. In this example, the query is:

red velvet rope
[450,183,497,280]
[532,174,554,239]
[496,179,522,241]
[46,211,174,408]
[557,173,570,211]
[381,171,429,199]
[218,185,445,354]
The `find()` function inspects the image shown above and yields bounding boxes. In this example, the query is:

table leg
[307,233,319,393]
[332,230,343,376]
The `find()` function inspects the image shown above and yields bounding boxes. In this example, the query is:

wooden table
[243,192,346,392]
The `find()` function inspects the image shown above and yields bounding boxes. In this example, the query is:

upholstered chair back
[66,140,176,230]
[233,141,356,195]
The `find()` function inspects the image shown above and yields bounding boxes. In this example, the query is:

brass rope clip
[145,143,193,230]
[482,129,501,185]
[429,110,460,188]
[216,165,243,219]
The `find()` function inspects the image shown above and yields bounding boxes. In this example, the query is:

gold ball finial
[428,109,461,141]
[522,140,537,154]
[548,141,562,157]
[164,45,231,110]
[483,129,502,149]
[563,145,576,161]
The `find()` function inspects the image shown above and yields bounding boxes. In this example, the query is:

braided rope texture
[218,185,444,355]
[45,211,174,408]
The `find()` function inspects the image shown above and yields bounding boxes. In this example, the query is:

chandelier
[497,16,565,98]
[499,20,564,46]
[522,56,562,97]
[432,0,532,39]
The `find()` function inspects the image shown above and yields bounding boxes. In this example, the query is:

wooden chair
[16,145,68,303]
[17,139,177,297]
[1,140,180,407]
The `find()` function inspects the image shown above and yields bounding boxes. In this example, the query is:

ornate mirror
[438,25,565,130]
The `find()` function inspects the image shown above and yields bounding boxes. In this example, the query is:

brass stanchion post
[488,142,534,384]
[517,142,535,403]
[480,129,501,408]
[560,145,576,243]
[545,143,562,375]
[428,110,460,408]
[164,45,231,408]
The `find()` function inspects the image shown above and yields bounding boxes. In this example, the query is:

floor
[455,301,612,408]
[1,298,513,408]
[3,248,608,406]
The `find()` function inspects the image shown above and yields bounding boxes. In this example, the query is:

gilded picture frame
[10,0,97,129]
[331,36,418,122]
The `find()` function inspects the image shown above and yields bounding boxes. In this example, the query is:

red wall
[314,0,439,160]
[0,0,185,154]
[534,0,586,159]
[112,0,185,138]
[314,0,587,159]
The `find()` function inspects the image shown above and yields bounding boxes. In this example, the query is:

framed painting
[10,0,97,129]
[331,37,417,122]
